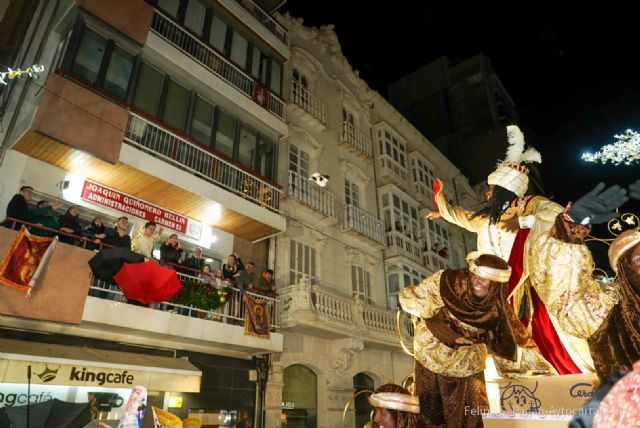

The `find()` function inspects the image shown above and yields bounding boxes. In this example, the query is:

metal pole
[27,365,31,428]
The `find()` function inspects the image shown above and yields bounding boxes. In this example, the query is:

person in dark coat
[182,247,205,273]
[160,233,183,267]
[222,253,244,281]
[3,185,33,230]
[58,205,82,244]
[103,216,131,248]
[83,217,108,249]
[30,200,60,236]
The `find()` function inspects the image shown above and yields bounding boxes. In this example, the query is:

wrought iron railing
[124,112,282,212]
[287,170,337,219]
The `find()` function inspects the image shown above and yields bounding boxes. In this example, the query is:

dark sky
[281,1,640,204]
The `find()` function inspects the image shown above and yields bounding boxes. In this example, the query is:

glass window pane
[215,109,236,158]
[230,30,248,69]
[133,62,164,115]
[191,96,214,146]
[184,0,206,36]
[103,46,134,99]
[209,15,228,52]
[162,80,190,131]
[71,29,107,84]
[157,0,180,17]
[257,137,274,178]
[251,47,261,79]
[238,125,257,169]
[270,60,282,95]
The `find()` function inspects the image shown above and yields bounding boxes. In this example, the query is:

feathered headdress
[488,125,541,197]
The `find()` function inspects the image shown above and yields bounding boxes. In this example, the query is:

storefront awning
[0,339,201,393]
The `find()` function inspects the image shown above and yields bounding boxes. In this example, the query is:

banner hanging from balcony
[80,179,202,240]
[0,227,57,295]
[244,295,270,339]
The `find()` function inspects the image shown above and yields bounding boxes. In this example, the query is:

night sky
[281,1,640,206]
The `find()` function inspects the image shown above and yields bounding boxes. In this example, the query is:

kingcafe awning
[0,339,201,392]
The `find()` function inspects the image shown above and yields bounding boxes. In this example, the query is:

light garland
[0,64,45,85]
[582,129,640,165]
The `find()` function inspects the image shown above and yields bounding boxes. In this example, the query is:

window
[157,0,180,17]
[289,240,317,285]
[191,96,215,146]
[251,47,268,84]
[342,107,355,126]
[133,62,165,115]
[238,124,257,169]
[270,60,282,96]
[230,30,248,68]
[292,68,309,108]
[345,179,360,208]
[162,79,190,131]
[209,14,228,52]
[256,137,274,178]
[288,144,309,178]
[351,265,371,304]
[387,265,425,309]
[382,190,422,262]
[184,0,206,36]
[423,219,451,269]
[103,46,134,99]
[378,129,406,167]
[411,157,436,197]
[215,109,236,158]
[71,29,107,84]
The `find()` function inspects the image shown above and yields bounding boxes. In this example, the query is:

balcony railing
[378,154,409,187]
[233,0,288,45]
[124,112,282,212]
[413,181,434,206]
[340,121,373,159]
[290,81,327,125]
[90,273,279,329]
[385,230,422,264]
[422,250,451,271]
[150,10,285,119]
[280,283,414,340]
[287,170,337,219]
[341,204,385,245]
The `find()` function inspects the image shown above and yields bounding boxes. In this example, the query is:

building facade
[0,2,481,427]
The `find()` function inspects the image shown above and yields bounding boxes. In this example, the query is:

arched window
[282,365,317,428]
[353,373,375,428]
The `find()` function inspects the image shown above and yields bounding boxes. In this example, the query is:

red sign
[81,180,188,235]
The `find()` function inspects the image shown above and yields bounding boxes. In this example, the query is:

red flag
[0,227,57,294]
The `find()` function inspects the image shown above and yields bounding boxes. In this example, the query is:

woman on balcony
[58,205,82,245]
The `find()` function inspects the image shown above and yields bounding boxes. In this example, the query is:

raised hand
[629,179,640,200]
[426,211,441,220]
[568,183,629,225]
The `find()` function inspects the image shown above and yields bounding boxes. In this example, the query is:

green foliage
[171,278,232,311]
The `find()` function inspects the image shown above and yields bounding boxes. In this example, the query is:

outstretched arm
[431,179,483,233]
[399,270,444,319]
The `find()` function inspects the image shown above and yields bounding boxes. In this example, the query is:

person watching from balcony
[30,200,61,236]
[235,261,255,293]
[438,246,448,259]
[431,240,441,253]
[250,269,276,298]
[3,185,34,230]
[133,221,163,259]
[160,233,183,267]
[83,217,107,249]
[58,205,82,244]
[182,246,205,272]
[222,253,244,281]
[104,216,131,248]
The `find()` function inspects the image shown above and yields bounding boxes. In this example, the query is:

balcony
[412,181,435,209]
[285,170,338,225]
[0,224,282,357]
[422,250,451,271]
[377,154,409,188]
[341,204,385,246]
[339,121,373,161]
[385,231,422,265]
[150,9,284,120]
[125,112,282,213]
[232,0,288,45]
[278,283,413,348]
[287,81,327,130]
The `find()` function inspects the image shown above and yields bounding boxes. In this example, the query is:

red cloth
[114,261,183,304]
[433,179,442,208]
[507,228,582,374]
[0,227,55,293]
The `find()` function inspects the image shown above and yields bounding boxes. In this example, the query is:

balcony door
[292,68,309,110]
[288,144,310,199]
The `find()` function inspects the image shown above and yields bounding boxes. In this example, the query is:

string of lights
[582,129,640,165]
[0,64,45,85]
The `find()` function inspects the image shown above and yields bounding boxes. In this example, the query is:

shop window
[133,62,165,116]
[238,125,257,169]
[103,46,134,99]
[209,14,228,53]
[282,365,317,428]
[71,29,107,84]
[214,110,236,159]
[190,95,215,146]
[289,240,317,286]
[162,79,190,132]
[353,373,374,428]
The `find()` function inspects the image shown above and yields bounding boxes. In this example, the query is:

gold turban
[609,229,640,274]
[466,251,512,283]
[368,392,420,414]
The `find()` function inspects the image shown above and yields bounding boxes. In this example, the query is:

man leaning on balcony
[2,185,34,230]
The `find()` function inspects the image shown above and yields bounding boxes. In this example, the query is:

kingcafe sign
[1,361,136,388]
